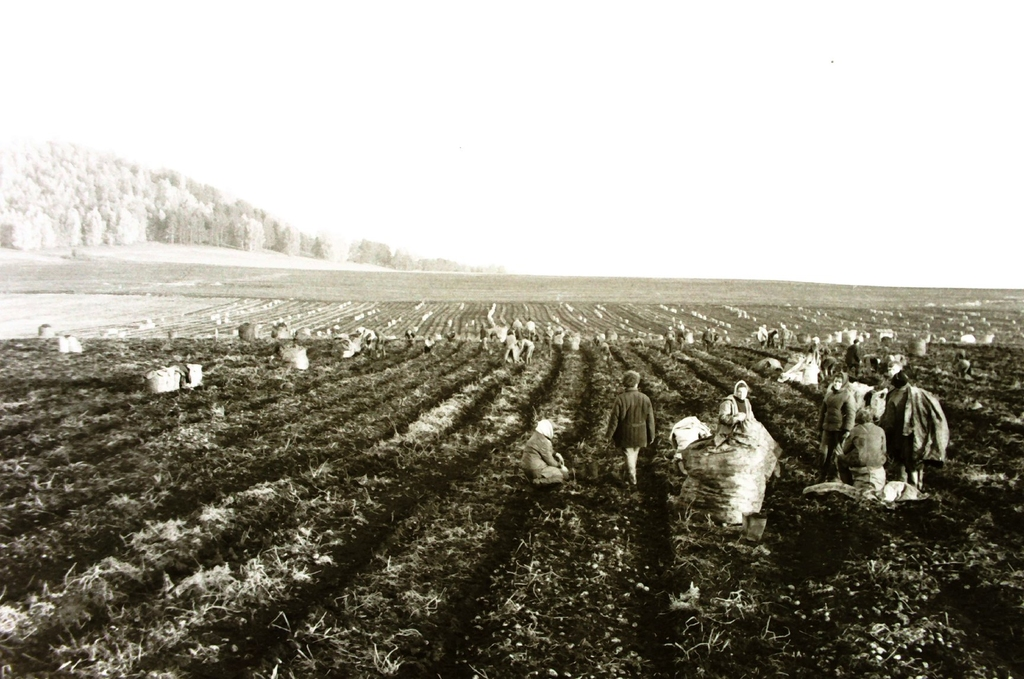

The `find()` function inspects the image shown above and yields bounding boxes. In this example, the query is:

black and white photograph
[1,2,1022,677]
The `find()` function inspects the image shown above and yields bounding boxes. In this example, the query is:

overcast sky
[1,2,1022,288]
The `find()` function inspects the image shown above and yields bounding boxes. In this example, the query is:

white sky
[1,2,1022,288]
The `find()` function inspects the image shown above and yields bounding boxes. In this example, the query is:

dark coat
[845,343,863,367]
[819,385,856,433]
[841,422,887,468]
[608,388,656,449]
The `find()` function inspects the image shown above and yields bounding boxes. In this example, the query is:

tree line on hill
[0,142,501,272]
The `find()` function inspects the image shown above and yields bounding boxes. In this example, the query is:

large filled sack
[847,382,888,422]
[753,357,783,372]
[279,345,309,370]
[58,336,83,353]
[238,322,257,341]
[676,420,781,524]
[341,335,363,359]
[145,364,202,394]
[779,353,819,385]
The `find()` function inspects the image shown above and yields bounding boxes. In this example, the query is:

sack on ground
[675,421,781,524]
[58,336,83,353]
[279,345,309,370]
[670,417,713,451]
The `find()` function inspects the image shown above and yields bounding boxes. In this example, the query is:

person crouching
[837,408,887,492]
[521,419,568,487]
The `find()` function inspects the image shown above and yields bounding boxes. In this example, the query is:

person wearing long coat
[818,372,857,481]
[878,369,916,484]
[845,339,863,376]
[521,419,566,486]
[607,370,656,486]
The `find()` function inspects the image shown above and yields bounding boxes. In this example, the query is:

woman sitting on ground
[520,419,568,486]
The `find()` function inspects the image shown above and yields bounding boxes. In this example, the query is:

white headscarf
[535,419,554,439]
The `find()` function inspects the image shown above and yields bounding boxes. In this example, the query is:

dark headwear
[891,370,909,388]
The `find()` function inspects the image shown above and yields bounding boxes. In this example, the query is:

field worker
[779,323,788,349]
[757,325,769,348]
[878,368,916,485]
[521,419,568,487]
[600,339,613,365]
[808,336,824,363]
[702,326,717,351]
[715,380,756,447]
[504,332,521,363]
[845,338,863,376]
[553,326,565,347]
[520,338,536,364]
[665,329,677,354]
[607,370,656,486]
[525,318,537,340]
[837,408,887,492]
[818,372,856,482]
[423,336,434,354]
[955,350,972,378]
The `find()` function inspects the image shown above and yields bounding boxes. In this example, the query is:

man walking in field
[607,370,657,487]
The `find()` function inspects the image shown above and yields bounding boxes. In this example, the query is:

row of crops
[2,322,1023,677]
[39,297,1024,348]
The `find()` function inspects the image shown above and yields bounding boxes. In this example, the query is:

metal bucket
[910,339,928,356]
[742,512,767,542]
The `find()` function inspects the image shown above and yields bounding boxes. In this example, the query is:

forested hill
[0,142,500,273]
[0,142,340,258]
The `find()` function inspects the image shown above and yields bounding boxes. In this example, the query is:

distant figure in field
[954,350,972,378]
[607,370,656,486]
[845,338,863,377]
[818,372,856,482]
[702,327,718,351]
[504,332,521,363]
[837,408,887,492]
[520,338,536,364]
[664,329,677,354]
[766,328,779,349]
[600,339,613,365]
[423,337,434,354]
[521,419,567,487]
[757,325,769,348]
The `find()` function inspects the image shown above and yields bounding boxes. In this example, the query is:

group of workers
[756,324,790,349]
[521,339,948,498]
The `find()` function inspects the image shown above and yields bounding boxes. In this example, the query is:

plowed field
[2,302,1023,678]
